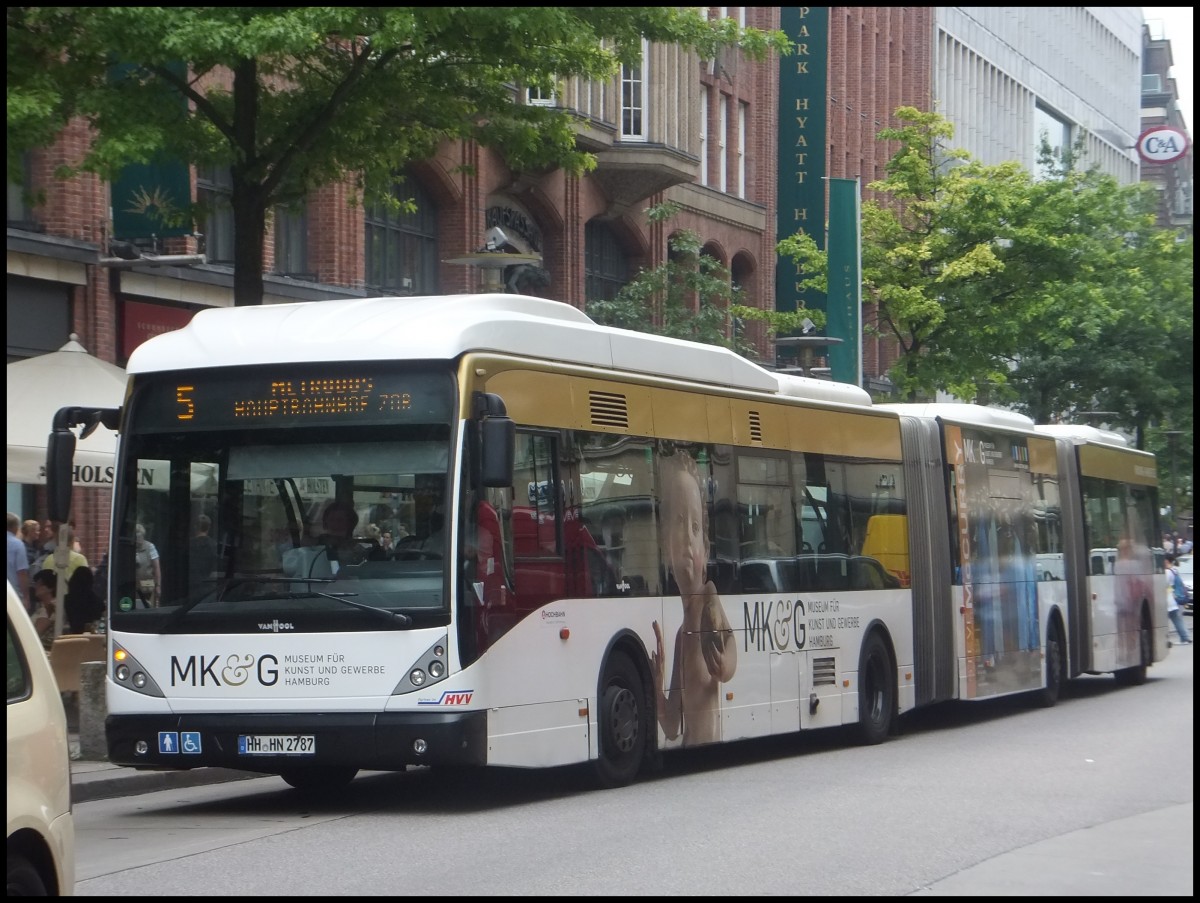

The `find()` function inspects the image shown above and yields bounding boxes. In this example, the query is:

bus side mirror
[473,392,514,489]
[481,416,515,488]
[46,427,77,524]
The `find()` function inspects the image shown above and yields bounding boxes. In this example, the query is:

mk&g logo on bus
[171,654,281,687]
[170,652,387,687]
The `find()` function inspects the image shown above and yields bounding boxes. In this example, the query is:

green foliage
[7,7,790,304]
[586,203,816,362]
[586,206,741,350]
[777,107,1194,459]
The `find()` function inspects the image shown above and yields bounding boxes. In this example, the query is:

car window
[7,617,32,701]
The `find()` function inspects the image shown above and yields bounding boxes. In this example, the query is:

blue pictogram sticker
[181,732,202,754]
[158,732,179,754]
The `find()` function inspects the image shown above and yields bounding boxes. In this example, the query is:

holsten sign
[1136,126,1189,165]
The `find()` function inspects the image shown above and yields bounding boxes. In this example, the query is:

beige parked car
[7,580,75,895]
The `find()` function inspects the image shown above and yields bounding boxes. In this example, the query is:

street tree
[586,203,816,362]
[777,107,1192,436]
[7,7,788,305]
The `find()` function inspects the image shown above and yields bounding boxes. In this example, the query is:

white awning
[6,335,127,487]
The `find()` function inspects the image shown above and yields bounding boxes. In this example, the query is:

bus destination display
[137,369,454,430]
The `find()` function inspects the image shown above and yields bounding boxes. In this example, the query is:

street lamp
[774,335,844,379]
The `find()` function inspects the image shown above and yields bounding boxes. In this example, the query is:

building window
[526,84,555,106]
[737,102,748,199]
[273,202,310,280]
[1033,105,1072,180]
[718,95,728,193]
[7,152,37,230]
[584,220,629,302]
[621,41,648,141]
[196,165,234,265]
[699,90,709,187]
[365,177,439,295]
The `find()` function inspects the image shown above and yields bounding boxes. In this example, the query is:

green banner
[775,7,829,315]
[109,61,191,241]
[826,178,861,386]
[111,160,192,241]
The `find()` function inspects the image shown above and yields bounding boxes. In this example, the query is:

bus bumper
[105,710,488,772]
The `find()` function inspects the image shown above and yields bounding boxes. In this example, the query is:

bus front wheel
[593,651,646,788]
[856,632,895,745]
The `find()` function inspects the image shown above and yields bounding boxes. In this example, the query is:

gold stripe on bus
[653,389,722,443]
[472,356,901,459]
[1077,444,1158,486]
[1028,436,1058,476]
[480,367,654,433]
[786,407,903,459]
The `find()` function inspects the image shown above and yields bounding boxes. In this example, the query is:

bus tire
[1035,618,1066,708]
[1114,609,1151,687]
[280,765,359,792]
[856,631,895,745]
[593,651,646,789]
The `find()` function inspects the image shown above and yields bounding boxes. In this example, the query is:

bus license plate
[238,735,316,755]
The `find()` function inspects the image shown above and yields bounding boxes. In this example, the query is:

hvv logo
[417,689,475,706]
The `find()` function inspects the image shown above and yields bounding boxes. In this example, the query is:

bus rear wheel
[280,765,359,792]
[593,651,646,788]
[856,632,895,745]
[1035,619,1066,707]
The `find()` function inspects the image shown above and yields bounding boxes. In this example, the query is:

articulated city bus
[47,294,1167,790]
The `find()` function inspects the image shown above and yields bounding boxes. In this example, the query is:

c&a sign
[1136,126,1189,165]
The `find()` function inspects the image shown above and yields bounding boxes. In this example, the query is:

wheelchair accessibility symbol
[181,732,202,754]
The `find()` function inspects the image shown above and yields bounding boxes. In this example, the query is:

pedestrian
[21,518,41,567]
[7,512,32,613]
[135,523,162,607]
[64,565,103,633]
[29,569,58,651]
[1164,554,1191,645]
[34,520,88,578]
[189,514,218,584]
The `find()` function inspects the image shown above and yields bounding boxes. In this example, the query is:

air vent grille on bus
[748,410,763,443]
[812,656,836,686]
[589,391,629,429]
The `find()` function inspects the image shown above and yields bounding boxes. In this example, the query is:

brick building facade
[8,7,1185,561]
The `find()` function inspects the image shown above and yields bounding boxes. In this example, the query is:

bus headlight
[409,668,427,686]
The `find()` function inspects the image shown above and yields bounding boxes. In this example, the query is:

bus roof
[1034,423,1130,448]
[126,293,873,406]
[877,402,1036,432]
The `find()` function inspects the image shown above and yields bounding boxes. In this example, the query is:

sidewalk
[69,733,262,803]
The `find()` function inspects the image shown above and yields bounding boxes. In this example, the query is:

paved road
[71,641,1193,895]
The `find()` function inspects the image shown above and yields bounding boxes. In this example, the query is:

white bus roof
[126,293,873,406]
[878,402,1035,432]
[1034,423,1130,448]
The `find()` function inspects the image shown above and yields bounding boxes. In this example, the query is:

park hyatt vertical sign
[775,7,829,315]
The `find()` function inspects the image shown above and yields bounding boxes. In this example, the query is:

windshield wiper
[286,589,411,626]
[161,576,411,629]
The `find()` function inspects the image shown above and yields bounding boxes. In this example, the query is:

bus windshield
[108,367,457,634]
